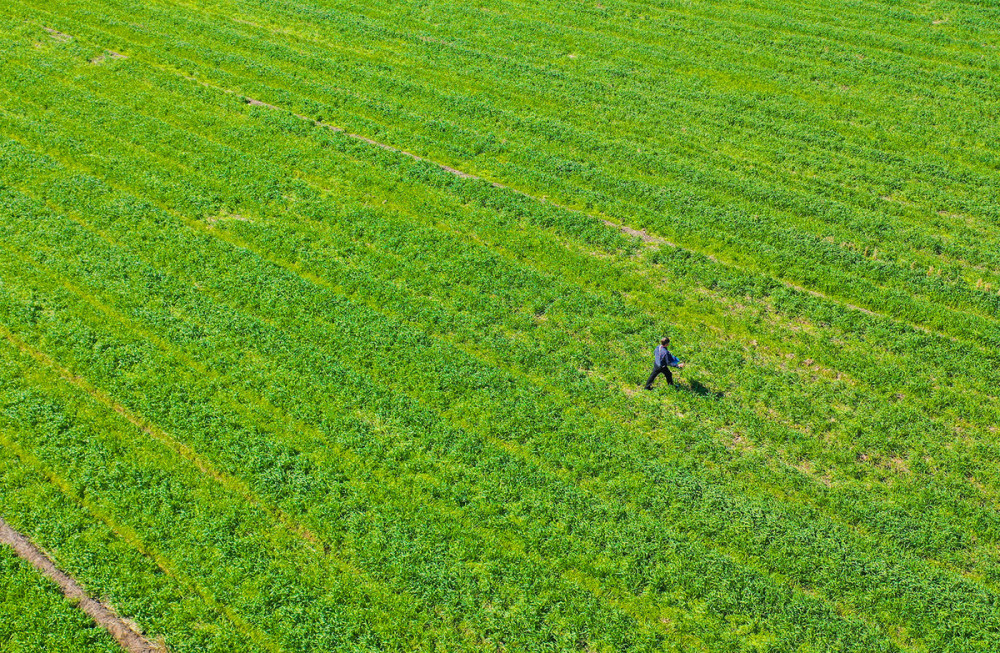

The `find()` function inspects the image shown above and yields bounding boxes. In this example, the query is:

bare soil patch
[244,97,282,112]
[43,27,73,42]
[205,210,250,226]
[604,220,672,245]
[0,517,164,653]
[91,51,128,65]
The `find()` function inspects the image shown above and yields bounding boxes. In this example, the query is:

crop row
[0,98,998,648]
[2,39,998,567]
[0,544,120,652]
[13,0,1000,323]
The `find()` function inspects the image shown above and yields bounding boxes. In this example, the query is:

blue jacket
[654,345,680,368]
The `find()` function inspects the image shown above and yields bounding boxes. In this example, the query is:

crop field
[1,545,119,652]
[1,0,998,651]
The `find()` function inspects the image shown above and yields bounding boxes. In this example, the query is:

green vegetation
[0,0,998,650]
[0,547,119,653]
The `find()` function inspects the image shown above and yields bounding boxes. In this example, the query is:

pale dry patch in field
[204,210,250,226]
[230,16,304,39]
[244,97,283,112]
[796,459,833,487]
[723,431,751,452]
[90,51,127,65]
[881,193,915,208]
[858,454,910,475]
[761,404,818,442]
[966,476,993,498]
[43,27,72,42]
[886,456,910,475]
[937,209,974,224]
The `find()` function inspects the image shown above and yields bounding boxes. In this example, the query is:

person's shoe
[644,386,653,391]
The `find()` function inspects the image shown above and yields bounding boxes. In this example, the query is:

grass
[0,0,998,650]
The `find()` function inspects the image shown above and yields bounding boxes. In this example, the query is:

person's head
[660,337,670,346]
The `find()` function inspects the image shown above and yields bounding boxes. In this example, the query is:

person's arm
[668,351,682,368]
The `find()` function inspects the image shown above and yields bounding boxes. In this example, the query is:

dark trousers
[645,365,673,388]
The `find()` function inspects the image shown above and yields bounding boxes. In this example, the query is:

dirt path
[43,26,73,42]
[0,517,164,653]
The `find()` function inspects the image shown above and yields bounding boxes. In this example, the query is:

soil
[0,517,164,653]
[43,27,73,42]
[785,281,876,316]
[244,97,282,111]
[603,220,671,245]
[205,211,249,226]
[91,51,128,64]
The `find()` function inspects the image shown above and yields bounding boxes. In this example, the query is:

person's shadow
[686,378,724,399]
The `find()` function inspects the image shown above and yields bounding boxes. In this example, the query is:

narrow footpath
[0,516,163,653]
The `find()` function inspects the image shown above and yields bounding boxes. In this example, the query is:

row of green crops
[0,153,897,650]
[0,333,503,652]
[6,0,999,344]
[1,3,999,652]
[0,545,119,653]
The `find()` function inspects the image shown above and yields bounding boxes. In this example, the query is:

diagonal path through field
[0,517,163,653]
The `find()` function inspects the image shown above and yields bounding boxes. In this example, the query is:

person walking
[644,336,684,389]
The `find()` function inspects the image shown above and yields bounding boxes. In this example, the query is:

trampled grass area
[0,0,998,650]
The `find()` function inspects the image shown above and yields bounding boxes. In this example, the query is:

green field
[1,0,998,651]
[0,547,120,653]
